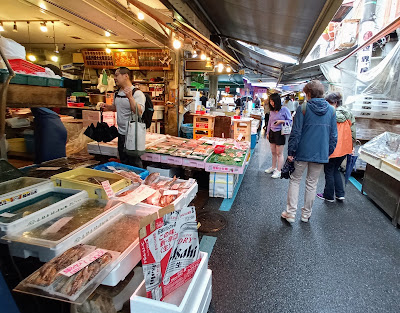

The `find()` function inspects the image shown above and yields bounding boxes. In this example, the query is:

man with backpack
[102,67,151,167]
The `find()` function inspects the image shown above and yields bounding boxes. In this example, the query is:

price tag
[0,212,16,218]
[101,180,115,199]
[42,217,73,235]
[37,167,61,171]
[163,190,179,196]
[59,249,107,277]
[237,133,243,141]
[107,166,117,172]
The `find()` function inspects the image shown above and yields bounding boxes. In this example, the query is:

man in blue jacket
[281,80,337,223]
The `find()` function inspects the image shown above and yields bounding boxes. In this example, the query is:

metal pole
[176,50,181,136]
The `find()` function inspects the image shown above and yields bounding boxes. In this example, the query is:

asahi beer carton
[139,205,200,301]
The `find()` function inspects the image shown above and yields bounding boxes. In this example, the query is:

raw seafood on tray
[17,244,119,301]
[206,148,247,166]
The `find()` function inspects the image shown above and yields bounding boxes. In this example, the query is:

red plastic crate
[8,59,45,74]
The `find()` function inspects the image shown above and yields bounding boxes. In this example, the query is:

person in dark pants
[317,92,356,202]
[31,108,67,164]
[102,67,146,168]
[200,92,208,107]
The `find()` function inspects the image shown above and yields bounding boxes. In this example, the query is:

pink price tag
[101,180,115,199]
[59,249,107,277]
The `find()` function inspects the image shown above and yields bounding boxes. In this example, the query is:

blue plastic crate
[94,162,149,179]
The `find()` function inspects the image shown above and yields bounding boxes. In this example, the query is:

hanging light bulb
[218,63,224,71]
[105,31,111,37]
[55,44,59,53]
[0,22,4,32]
[40,22,47,32]
[192,49,198,58]
[138,12,145,20]
[13,22,18,32]
[27,54,36,62]
[173,37,181,49]
[51,55,59,62]
[226,66,232,73]
[106,47,111,54]
[200,52,206,61]
[205,60,212,68]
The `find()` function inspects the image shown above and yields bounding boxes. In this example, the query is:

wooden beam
[1,84,67,108]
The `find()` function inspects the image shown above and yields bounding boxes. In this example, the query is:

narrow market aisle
[205,133,400,313]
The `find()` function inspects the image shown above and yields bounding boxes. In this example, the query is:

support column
[208,74,218,108]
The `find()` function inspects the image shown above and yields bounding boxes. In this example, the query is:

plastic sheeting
[360,132,400,164]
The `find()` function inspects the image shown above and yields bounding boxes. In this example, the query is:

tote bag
[281,121,292,135]
[125,103,146,156]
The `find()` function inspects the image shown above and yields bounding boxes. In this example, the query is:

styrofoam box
[141,153,161,162]
[87,142,118,157]
[4,200,123,262]
[0,178,53,210]
[209,183,235,199]
[351,110,375,118]
[136,179,198,211]
[130,252,211,313]
[0,189,88,237]
[209,172,238,185]
[160,155,183,166]
[182,158,205,169]
[78,204,142,286]
[146,165,180,178]
[352,103,390,111]
[380,160,400,181]
[82,110,101,121]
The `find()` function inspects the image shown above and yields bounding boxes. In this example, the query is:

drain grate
[197,212,227,233]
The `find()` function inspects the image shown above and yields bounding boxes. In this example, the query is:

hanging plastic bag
[125,104,146,156]
[281,121,292,135]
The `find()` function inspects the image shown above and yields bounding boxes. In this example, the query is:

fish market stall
[359,132,400,225]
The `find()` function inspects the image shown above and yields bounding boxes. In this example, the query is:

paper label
[117,185,156,205]
[59,249,107,277]
[36,167,62,171]
[237,133,243,141]
[0,212,16,218]
[42,217,73,235]
[101,180,115,199]
[107,166,117,172]
[163,190,179,196]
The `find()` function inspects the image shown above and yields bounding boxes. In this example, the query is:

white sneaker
[281,211,295,223]
[265,167,276,174]
[271,170,281,179]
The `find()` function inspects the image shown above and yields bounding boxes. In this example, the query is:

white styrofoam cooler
[0,188,88,237]
[4,200,123,262]
[0,178,53,210]
[209,172,239,199]
[130,252,211,313]
[359,150,382,169]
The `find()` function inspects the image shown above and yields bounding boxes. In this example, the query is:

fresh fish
[144,172,160,185]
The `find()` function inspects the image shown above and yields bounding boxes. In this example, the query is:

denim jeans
[323,155,346,200]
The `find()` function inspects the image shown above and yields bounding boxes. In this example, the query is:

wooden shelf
[1,84,67,108]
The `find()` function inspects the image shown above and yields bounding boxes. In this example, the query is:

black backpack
[114,88,154,129]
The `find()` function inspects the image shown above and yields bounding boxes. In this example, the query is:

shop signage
[225,86,230,93]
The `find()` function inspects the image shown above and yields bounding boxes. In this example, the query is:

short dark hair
[285,96,290,101]
[269,93,282,111]
[117,67,132,81]
[325,92,343,107]
[303,80,325,98]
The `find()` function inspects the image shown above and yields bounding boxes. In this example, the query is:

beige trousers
[286,161,323,218]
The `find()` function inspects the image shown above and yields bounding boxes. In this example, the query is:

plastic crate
[47,77,62,87]
[0,69,28,85]
[94,162,149,180]
[51,168,131,199]
[8,59,45,74]
[181,123,194,139]
[27,75,47,86]
[251,133,257,149]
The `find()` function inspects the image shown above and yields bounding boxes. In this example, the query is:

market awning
[185,0,343,62]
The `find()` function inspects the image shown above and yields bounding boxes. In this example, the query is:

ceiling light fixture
[105,31,111,37]
[13,21,17,32]
[200,52,206,61]
[51,55,59,62]
[173,37,181,49]
[27,54,36,62]
[106,47,111,54]
[55,44,59,53]
[0,22,4,32]
[40,22,47,32]
[226,66,232,73]
[192,49,198,58]
[138,12,145,20]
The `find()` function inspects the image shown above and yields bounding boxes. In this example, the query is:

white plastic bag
[0,37,26,60]
[281,121,292,135]
[125,108,146,154]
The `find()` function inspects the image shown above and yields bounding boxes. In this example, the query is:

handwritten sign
[59,249,107,277]
[42,217,73,235]
[117,185,156,205]
[101,180,115,199]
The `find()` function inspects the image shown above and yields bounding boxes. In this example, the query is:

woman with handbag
[317,92,356,202]
[265,93,292,178]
